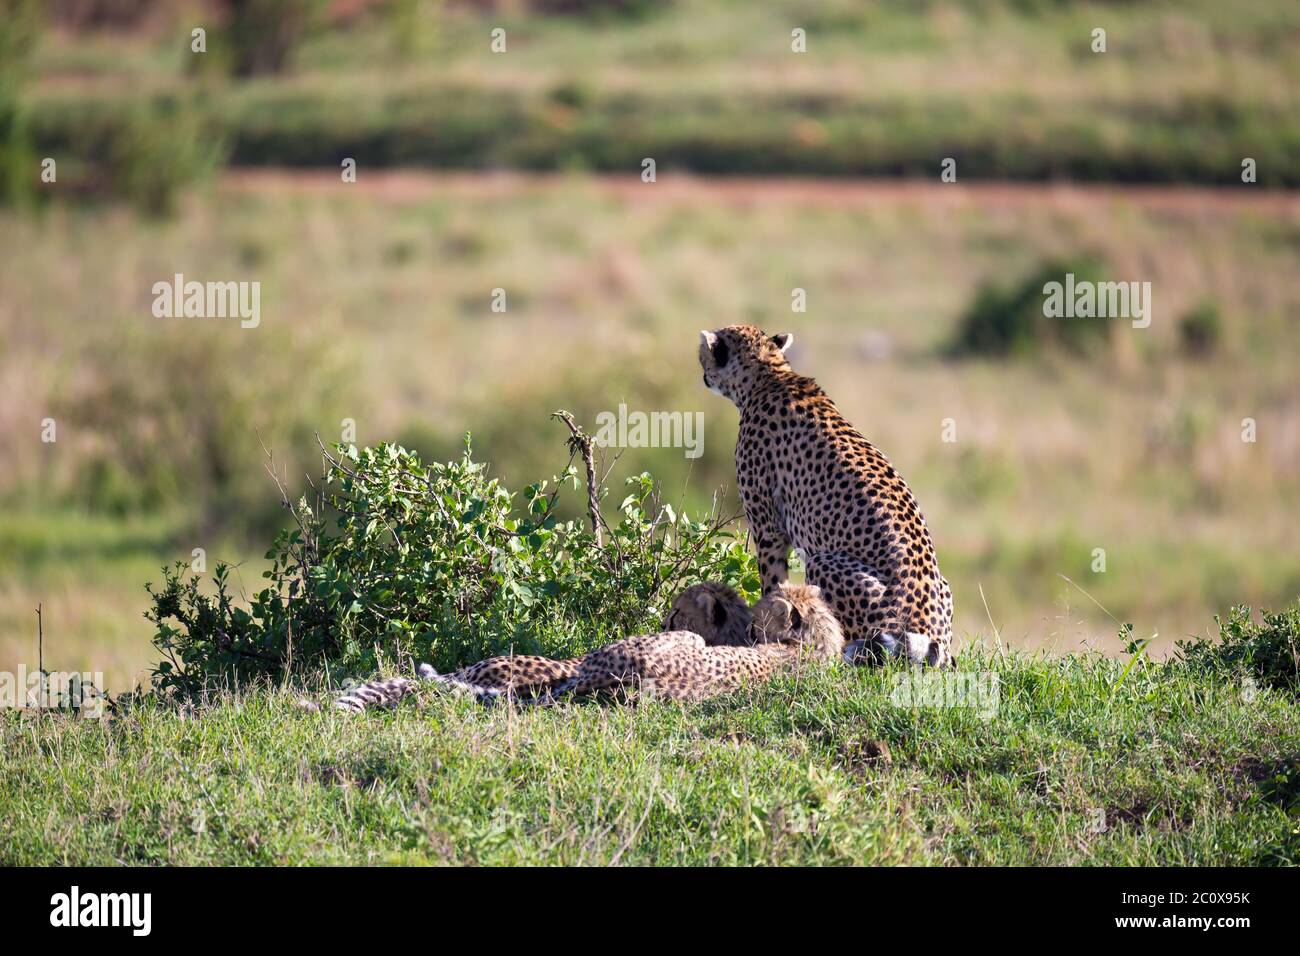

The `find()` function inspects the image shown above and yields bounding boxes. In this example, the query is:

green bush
[0,81,35,209]
[18,91,226,214]
[1176,602,1300,696]
[144,426,759,698]
[946,257,1113,358]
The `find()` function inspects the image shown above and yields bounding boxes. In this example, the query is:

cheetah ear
[775,598,795,627]
[771,332,794,354]
[712,601,728,629]
[700,329,718,349]
[806,585,822,599]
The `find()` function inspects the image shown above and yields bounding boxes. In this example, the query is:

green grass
[29,77,1300,186]
[3,646,1297,865]
[0,509,268,694]
[24,0,1300,184]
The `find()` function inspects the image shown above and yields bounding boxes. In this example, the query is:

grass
[0,509,269,694]
[3,645,1297,865]
[24,0,1300,184]
[3,174,1298,691]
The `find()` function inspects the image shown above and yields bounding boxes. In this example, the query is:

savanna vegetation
[3,610,1297,865]
[4,174,1296,692]
[0,0,1297,866]
[18,0,1300,196]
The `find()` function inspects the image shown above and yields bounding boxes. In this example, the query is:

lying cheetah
[700,324,955,667]
[333,582,753,712]
[663,579,753,646]
[546,583,843,703]
[332,655,580,711]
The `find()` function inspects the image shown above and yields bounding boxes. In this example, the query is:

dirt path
[221,169,1300,216]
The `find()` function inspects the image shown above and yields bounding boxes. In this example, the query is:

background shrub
[212,0,325,77]
[100,98,227,216]
[1178,300,1223,358]
[54,323,343,535]
[945,257,1112,358]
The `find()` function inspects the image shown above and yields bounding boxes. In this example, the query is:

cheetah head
[663,582,753,647]
[699,325,795,405]
[748,584,845,660]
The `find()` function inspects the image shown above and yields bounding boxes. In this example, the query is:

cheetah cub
[662,580,753,646]
[700,324,955,667]
[333,582,753,712]
[546,583,843,703]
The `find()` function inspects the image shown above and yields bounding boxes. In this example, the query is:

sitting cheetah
[699,324,955,667]
[545,583,843,703]
[333,582,753,712]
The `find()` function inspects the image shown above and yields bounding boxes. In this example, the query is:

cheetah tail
[332,663,482,713]
[333,663,521,713]
[332,675,421,713]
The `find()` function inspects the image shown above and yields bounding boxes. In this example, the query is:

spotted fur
[662,581,753,646]
[333,581,754,712]
[546,584,843,702]
[700,324,954,667]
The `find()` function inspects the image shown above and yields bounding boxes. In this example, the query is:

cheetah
[699,324,955,667]
[663,579,753,646]
[332,655,580,711]
[546,583,843,703]
[333,581,754,712]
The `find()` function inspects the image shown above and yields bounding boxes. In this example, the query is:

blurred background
[1,0,1298,692]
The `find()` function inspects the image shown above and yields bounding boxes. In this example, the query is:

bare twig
[36,603,44,709]
[552,410,603,547]
[598,447,624,487]
[315,432,359,480]
[258,431,305,532]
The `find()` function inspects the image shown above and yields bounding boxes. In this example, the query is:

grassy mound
[3,640,1297,865]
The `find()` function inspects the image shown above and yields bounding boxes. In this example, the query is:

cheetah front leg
[745,498,792,595]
